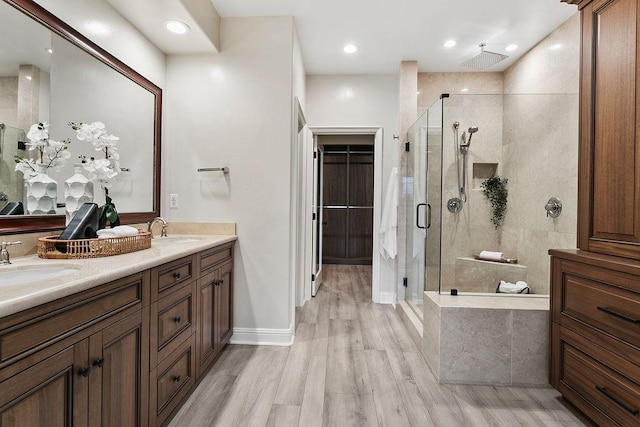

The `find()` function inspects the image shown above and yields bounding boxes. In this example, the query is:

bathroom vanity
[0,235,235,426]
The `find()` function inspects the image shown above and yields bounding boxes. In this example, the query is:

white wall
[34,0,166,87]
[165,17,296,342]
[306,75,399,300]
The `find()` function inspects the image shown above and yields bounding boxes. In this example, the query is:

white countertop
[0,234,237,319]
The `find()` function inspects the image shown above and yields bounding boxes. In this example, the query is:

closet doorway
[319,135,375,265]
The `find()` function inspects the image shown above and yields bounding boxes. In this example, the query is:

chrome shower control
[447,198,463,213]
[545,197,562,218]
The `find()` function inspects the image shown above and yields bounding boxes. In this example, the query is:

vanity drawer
[559,261,640,348]
[151,255,196,301]
[150,282,195,366]
[200,243,233,274]
[150,334,195,427]
[559,328,640,427]
[0,272,147,365]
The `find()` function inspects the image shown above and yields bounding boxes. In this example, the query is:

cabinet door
[579,0,640,258]
[196,270,216,378]
[215,261,233,350]
[0,344,88,427]
[89,308,149,427]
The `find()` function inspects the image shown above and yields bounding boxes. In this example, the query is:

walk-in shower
[403,92,578,320]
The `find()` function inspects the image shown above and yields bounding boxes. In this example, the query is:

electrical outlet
[169,193,179,209]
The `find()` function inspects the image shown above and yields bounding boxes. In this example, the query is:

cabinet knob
[174,316,182,324]
[77,367,91,377]
[92,358,105,368]
[173,375,181,383]
[173,271,181,280]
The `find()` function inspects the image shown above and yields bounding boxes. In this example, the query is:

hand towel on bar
[379,167,398,259]
[479,250,503,262]
[496,280,530,294]
[97,225,139,239]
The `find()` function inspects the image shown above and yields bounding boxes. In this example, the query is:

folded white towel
[97,225,139,239]
[479,250,503,262]
[496,280,530,294]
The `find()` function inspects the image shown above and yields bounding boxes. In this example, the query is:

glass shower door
[404,98,443,319]
[404,112,428,319]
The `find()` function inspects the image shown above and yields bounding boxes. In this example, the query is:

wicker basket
[38,232,152,259]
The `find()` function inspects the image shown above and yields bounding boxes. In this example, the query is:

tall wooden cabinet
[552,1,640,425]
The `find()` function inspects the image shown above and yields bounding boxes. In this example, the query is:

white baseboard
[379,291,396,305]
[230,325,294,346]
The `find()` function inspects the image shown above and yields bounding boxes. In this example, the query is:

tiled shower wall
[415,12,579,294]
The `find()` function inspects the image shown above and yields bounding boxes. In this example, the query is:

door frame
[305,126,384,303]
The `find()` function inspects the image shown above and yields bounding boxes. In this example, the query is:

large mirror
[0,0,161,234]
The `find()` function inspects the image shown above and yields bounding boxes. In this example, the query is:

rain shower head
[460,44,508,70]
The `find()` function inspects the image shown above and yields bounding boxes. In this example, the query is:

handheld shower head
[466,126,479,146]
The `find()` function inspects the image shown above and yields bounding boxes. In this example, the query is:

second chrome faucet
[147,217,168,238]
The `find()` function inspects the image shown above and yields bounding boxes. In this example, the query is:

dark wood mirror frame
[1,0,162,235]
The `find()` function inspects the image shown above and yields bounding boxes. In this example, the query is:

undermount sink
[0,264,82,286]
[154,236,203,244]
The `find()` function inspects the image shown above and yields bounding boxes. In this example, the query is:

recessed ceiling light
[549,43,562,50]
[444,40,456,48]
[460,87,469,93]
[165,20,191,35]
[505,44,518,52]
[343,44,358,54]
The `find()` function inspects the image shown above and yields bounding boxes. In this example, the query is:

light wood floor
[169,264,592,426]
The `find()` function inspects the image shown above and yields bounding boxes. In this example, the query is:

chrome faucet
[147,217,168,238]
[1,241,22,265]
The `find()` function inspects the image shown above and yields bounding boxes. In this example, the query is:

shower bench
[423,291,549,386]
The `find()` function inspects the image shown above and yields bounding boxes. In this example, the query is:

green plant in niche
[481,175,508,229]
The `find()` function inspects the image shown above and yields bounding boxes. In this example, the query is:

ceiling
[105,0,577,74]
[1,0,579,76]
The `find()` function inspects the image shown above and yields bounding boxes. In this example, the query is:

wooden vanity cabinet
[0,240,235,427]
[0,272,150,427]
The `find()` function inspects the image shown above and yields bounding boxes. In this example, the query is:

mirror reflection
[0,0,158,224]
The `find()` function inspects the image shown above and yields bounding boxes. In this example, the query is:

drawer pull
[173,272,181,280]
[597,306,640,325]
[92,358,105,368]
[77,367,91,377]
[174,316,182,324]
[596,385,639,416]
[173,375,181,383]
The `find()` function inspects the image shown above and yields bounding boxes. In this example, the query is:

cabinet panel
[579,0,640,258]
[0,345,85,427]
[150,282,195,367]
[151,255,196,301]
[90,308,149,427]
[0,272,146,365]
[592,0,638,239]
[200,244,233,274]
[149,334,195,427]
[196,270,215,378]
[215,262,233,349]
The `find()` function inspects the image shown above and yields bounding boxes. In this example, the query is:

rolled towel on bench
[496,280,530,294]
[479,250,503,262]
